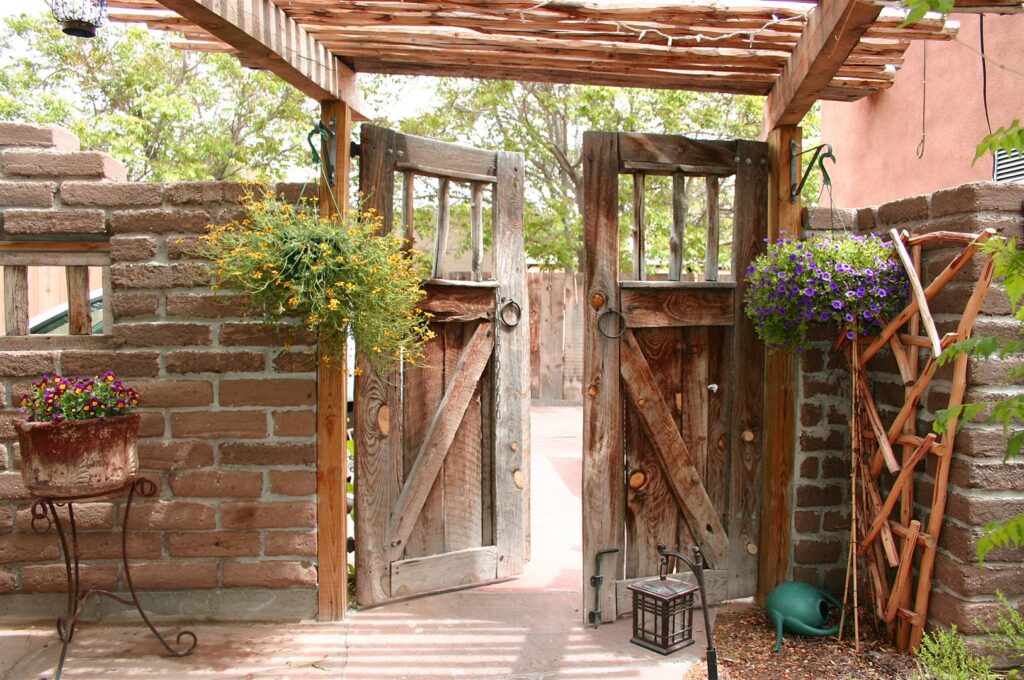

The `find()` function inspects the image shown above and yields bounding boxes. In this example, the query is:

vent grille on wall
[994,149,1024,183]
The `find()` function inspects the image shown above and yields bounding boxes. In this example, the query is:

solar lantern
[627,544,718,679]
[50,0,107,38]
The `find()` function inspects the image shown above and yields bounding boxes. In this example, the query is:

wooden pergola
[105,0,1018,622]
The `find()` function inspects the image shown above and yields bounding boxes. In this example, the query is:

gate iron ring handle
[498,299,522,328]
[597,308,626,339]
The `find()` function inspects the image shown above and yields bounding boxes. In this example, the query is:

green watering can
[764,581,842,652]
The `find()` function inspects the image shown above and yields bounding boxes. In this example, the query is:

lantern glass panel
[51,0,108,38]
[627,577,698,655]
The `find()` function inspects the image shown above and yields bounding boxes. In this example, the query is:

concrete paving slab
[0,406,711,679]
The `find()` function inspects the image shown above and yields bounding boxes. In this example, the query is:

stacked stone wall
[792,183,1024,653]
[0,122,320,620]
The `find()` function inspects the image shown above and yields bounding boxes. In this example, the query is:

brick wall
[793,183,1024,653]
[0,122,321,621]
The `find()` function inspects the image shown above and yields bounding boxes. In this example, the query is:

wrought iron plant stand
[30,478,197,679]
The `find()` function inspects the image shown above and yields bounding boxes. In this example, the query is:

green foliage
[976,120,1024,163]
[934,238,1024,562]
[18,373,140,422]
[901,0,955,26]
[360,77,796,271]
[744,234,909,352]
[978,592,1024,668]
[0,13,314,181]
[199,192,432,374]
[915,624,997,680]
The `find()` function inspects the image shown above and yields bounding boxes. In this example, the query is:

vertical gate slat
[706,325,733,527]
[433,177,450,278]
[66,265,93,335]
[632,173,646,281]
[728,140,768,599]
[404,325,446,558]
[443,321,485,551]
[561,274,585,401]
[539,271,565,400]
[705,176,720,282]
[680,327,709,484]
[582,131,624,621]
[402,170,415,251]
[528,273,541,399]
[355,124,398,606]
[470,181,485,281]
[494,150,530,574]
[4,265,29,335]
[669,172,686,281]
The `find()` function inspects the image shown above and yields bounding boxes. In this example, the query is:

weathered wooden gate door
[354,125,530,606]
[582,132,767,622]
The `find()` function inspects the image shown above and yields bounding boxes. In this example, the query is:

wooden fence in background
[528,271,584,403]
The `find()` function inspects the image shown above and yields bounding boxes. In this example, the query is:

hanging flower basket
[743,233,910,353]
[16,373,141,497]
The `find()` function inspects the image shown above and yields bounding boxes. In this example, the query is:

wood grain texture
[391,546,499,599]
[704,176,720,281]
[470,181,485,281]
[625,328,685,578]
[65,265,92,336]
[493,150,530,576]
[316,99,351,621]
[669,172,687,281]
[620,285,734,328]
[620,329,729,567]
[388,321,494,561]
[539,272,565,398]
[4,265,29,335]
[705,326,732,525]
[632,172,646,281]
[681,327,710,484]
[729,139,768,599]
[618,134,737,173]
[403,324,447,559]
[757,125,799,605]
[561,274,585,401]
[418,283,497,319]
[433,177,451,278]
[443,322,484,552]
[762,0,883,130]
[582,131,624,622]
[395,131,498,180]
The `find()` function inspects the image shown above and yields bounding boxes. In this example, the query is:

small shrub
[915,624,996,680]
[979,592,1024,671]
[18,373,140,422]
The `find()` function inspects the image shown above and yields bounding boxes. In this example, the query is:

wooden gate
[581,132,767,622]
[353,126,530,606]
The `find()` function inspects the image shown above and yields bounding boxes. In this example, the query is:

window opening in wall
[1,251,111,341]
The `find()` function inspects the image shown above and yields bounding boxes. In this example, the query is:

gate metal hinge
[350,141,361,158]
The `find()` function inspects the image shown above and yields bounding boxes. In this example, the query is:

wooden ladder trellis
[839,228,997,652]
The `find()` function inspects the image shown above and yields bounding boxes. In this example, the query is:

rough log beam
[763,0,883,131]
[154,0,368,118]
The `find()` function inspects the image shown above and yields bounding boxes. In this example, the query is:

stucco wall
[821,13,1023,208]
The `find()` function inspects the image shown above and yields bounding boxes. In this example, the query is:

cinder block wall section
[793,183,1024,653]
[0,121,322,621]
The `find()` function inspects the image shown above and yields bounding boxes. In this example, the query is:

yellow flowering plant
[199,191,432,374]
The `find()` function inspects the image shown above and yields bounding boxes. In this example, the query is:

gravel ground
[683,607,918,680]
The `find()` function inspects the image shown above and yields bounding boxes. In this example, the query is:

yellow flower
[288,297,299,308]
[328,299,340,311]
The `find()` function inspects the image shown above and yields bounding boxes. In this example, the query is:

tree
[362,77,818,272]
[0,13,315,182]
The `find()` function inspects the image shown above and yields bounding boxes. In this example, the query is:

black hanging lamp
[50,0,108,39]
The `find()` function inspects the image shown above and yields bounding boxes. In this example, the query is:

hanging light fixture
[50,0,108,39]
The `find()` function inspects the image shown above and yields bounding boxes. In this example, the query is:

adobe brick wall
[794,183,1024,653]
[0,122,321,621]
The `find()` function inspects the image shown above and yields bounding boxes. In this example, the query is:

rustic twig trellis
[837,227,997,652]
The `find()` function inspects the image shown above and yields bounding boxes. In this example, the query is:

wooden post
[317,99,352,621]
[756,125,801,606]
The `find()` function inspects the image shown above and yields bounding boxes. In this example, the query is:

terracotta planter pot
[15,414,140,498]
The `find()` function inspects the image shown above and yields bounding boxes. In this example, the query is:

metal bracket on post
[790,139,835,203]
[588,548,620,625]
[325,116,338,187]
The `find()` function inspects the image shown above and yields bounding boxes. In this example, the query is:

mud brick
[77,532,162,560]
[1,150,124,180]
[875,194,929,225]
[169,470,262,498]
[0,533,60,563]
[61,181,161,207]
[167,531,260,558]
[171,411,267,439]
[127,500,216,530]
[799,457,819,479]
[61,351,160,378]
[795,484,842,508]
[165,294,247,319]
[272,351,317,373]
[265,530,316,557]
[109,208,210,234]
[269,471,315,496]
[220,379,315,407]
[165,181,248,205]
[133,380,214,408]
[128,561,218,589]
[0,181,54,207]
[109,235,158,262]
[221,501,316,529]
[16,502,114,531]
[111,262,210,289]
[165,351,265,374]
[114,323,211,347]
[222,560,316,588]
[794,510,819,533]
[219,323,314,347]
[273,411,315,437]
[219,442,314,466]
[137,440,214,470]
[110,293,159,319]
[793,539,842,565]
[21,564,118,593]
[0,122,79,150]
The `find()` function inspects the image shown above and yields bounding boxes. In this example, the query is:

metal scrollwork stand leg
[31,478,198,680]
